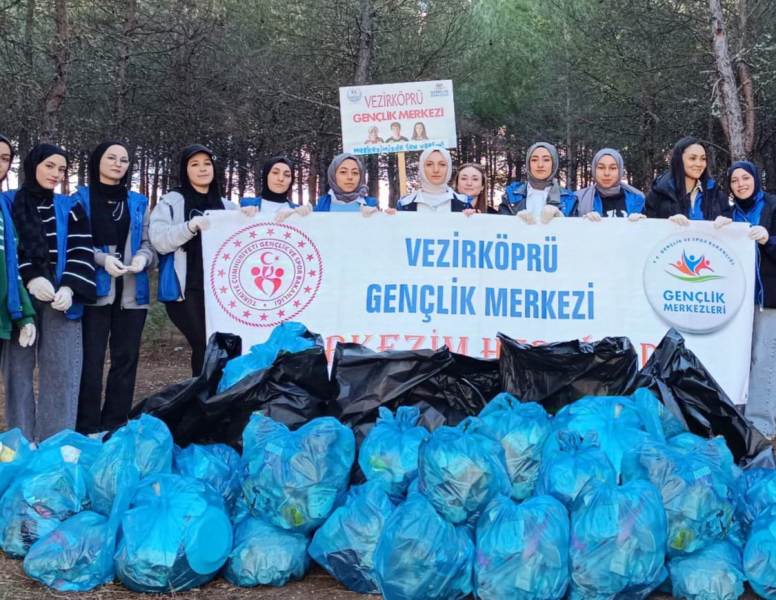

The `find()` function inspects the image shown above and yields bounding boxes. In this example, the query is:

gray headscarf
[576,148,644,216]
[526,142,561,206]
[327,153,368,203]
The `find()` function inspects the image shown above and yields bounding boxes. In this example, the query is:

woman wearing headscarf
[315,153,379,213]
[239,156,302,220]
[713,161,776,437]
[149,144,237,376]
[454,162,490,213]
[645,136,730,225]
[397,147,473,213]
[573,148,645,221]
[3,143,96,442]
[0,135,36,354]
[499,142,575,223]
[73,141,155,434]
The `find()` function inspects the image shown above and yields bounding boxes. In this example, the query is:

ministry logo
[210,223,323,328]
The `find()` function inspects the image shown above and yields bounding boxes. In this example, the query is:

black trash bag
[634,328,771,463]
[130,333,241,445]
[498,333,640,414]
[199,343,331,447]
[330,344,496,443]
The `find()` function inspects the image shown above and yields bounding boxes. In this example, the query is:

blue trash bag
[217,321,316,392]
[668,541,745,600]
[475,494,570,600]
[474,394,551,501]
[0,430,100,557]
[569,480,668,600]
[739,468,776,531]
[309,481,395,593]
[114,473,233,593]
[418,419,510,525]
[630,387,686,439]
[88,414,173,516]
[536,430,616,509]
[241,414,355,533]
[373,491,474,600]
[0,428,33,497]
[224,516,309,587]
[542,395,652,477]
[358,406,429,501]
[744,506,776,599]
[621,435,736,556]
[174,443,242,511]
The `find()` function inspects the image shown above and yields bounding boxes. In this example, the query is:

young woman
[149,144,236,376]
[74,141,155,434]
[645,136,730,224]
[0,135,36,355]
[239,156,301,219]
[3,144,96,442]
[715,161,776,437]
[315,153,379,213]
[412,122,428,141]
[499,142,575,222]
[454,162,489,212]
[573,148,645,221]
[397,147,473,213]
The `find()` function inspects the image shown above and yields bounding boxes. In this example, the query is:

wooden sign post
[398,151,408,197]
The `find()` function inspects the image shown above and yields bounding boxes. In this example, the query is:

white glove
[18,323,36,348]
[583,211,602,222]
[360,205,379,218]
[104,255,127,277]
[27,277,56,302]
[187,216,210,233]
[126,255,148,274]
[240,205,258,218]
[51,286,73,312]
[628,213,647,222]
[517,209,536,225]
[540,204,563,224]
[713,215,733,229]
[668,214,690,226]
[749,225,770,245]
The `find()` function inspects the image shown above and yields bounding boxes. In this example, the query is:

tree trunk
[114,0,137,133]
[41,0,69,142]
[710,0,747,160]
[354,0,373,85]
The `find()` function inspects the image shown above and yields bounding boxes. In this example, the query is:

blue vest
[0,191,24,320]
[74,187,150,305]
[590,189,645,216]
[5,189,84,320]
[239,196,299,210]
[503,182,576,216]
[314,193,378,212]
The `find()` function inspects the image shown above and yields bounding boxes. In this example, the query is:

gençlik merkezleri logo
[210,223,322,328]
[667,250,723,283]
[643,232,746,334]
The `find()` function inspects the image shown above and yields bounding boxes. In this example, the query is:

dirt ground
[0,325,764,599]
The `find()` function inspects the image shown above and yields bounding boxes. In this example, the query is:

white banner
[339,80,456,156]
[202,213,756,404]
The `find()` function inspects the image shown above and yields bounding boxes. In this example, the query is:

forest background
[0,0,769,208]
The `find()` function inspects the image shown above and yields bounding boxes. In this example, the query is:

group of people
[0,134,773,445]
[364,122,429,144]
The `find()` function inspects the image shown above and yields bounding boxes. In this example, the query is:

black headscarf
[670,136,711,196]
[12,144,69,277]
[175,144,223,219]
[0,134,14,183]
[88,141,130,247]
[260,156,295,202]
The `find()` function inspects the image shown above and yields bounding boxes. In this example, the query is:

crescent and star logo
[210,222,323,328]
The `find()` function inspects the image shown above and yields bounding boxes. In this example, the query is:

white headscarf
[416,147,454,208]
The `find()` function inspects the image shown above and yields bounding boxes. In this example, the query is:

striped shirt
[18,198,97,303]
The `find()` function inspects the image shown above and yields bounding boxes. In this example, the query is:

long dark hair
[454,162,488,212]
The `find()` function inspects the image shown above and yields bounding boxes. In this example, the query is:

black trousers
[164,289,206,377]
[77,300,147,434]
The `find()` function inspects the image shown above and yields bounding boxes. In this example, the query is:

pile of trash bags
[0,322,774,599]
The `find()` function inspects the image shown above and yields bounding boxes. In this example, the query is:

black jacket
[747,193,776,308]
[645,171,731,220]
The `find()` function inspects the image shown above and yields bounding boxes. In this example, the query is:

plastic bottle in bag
[174,443,242,511]
[0,428,33,497]
[418,419,510,525]
[744,506,776,600]
[668,541,745,600]
[475,494,570,600]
